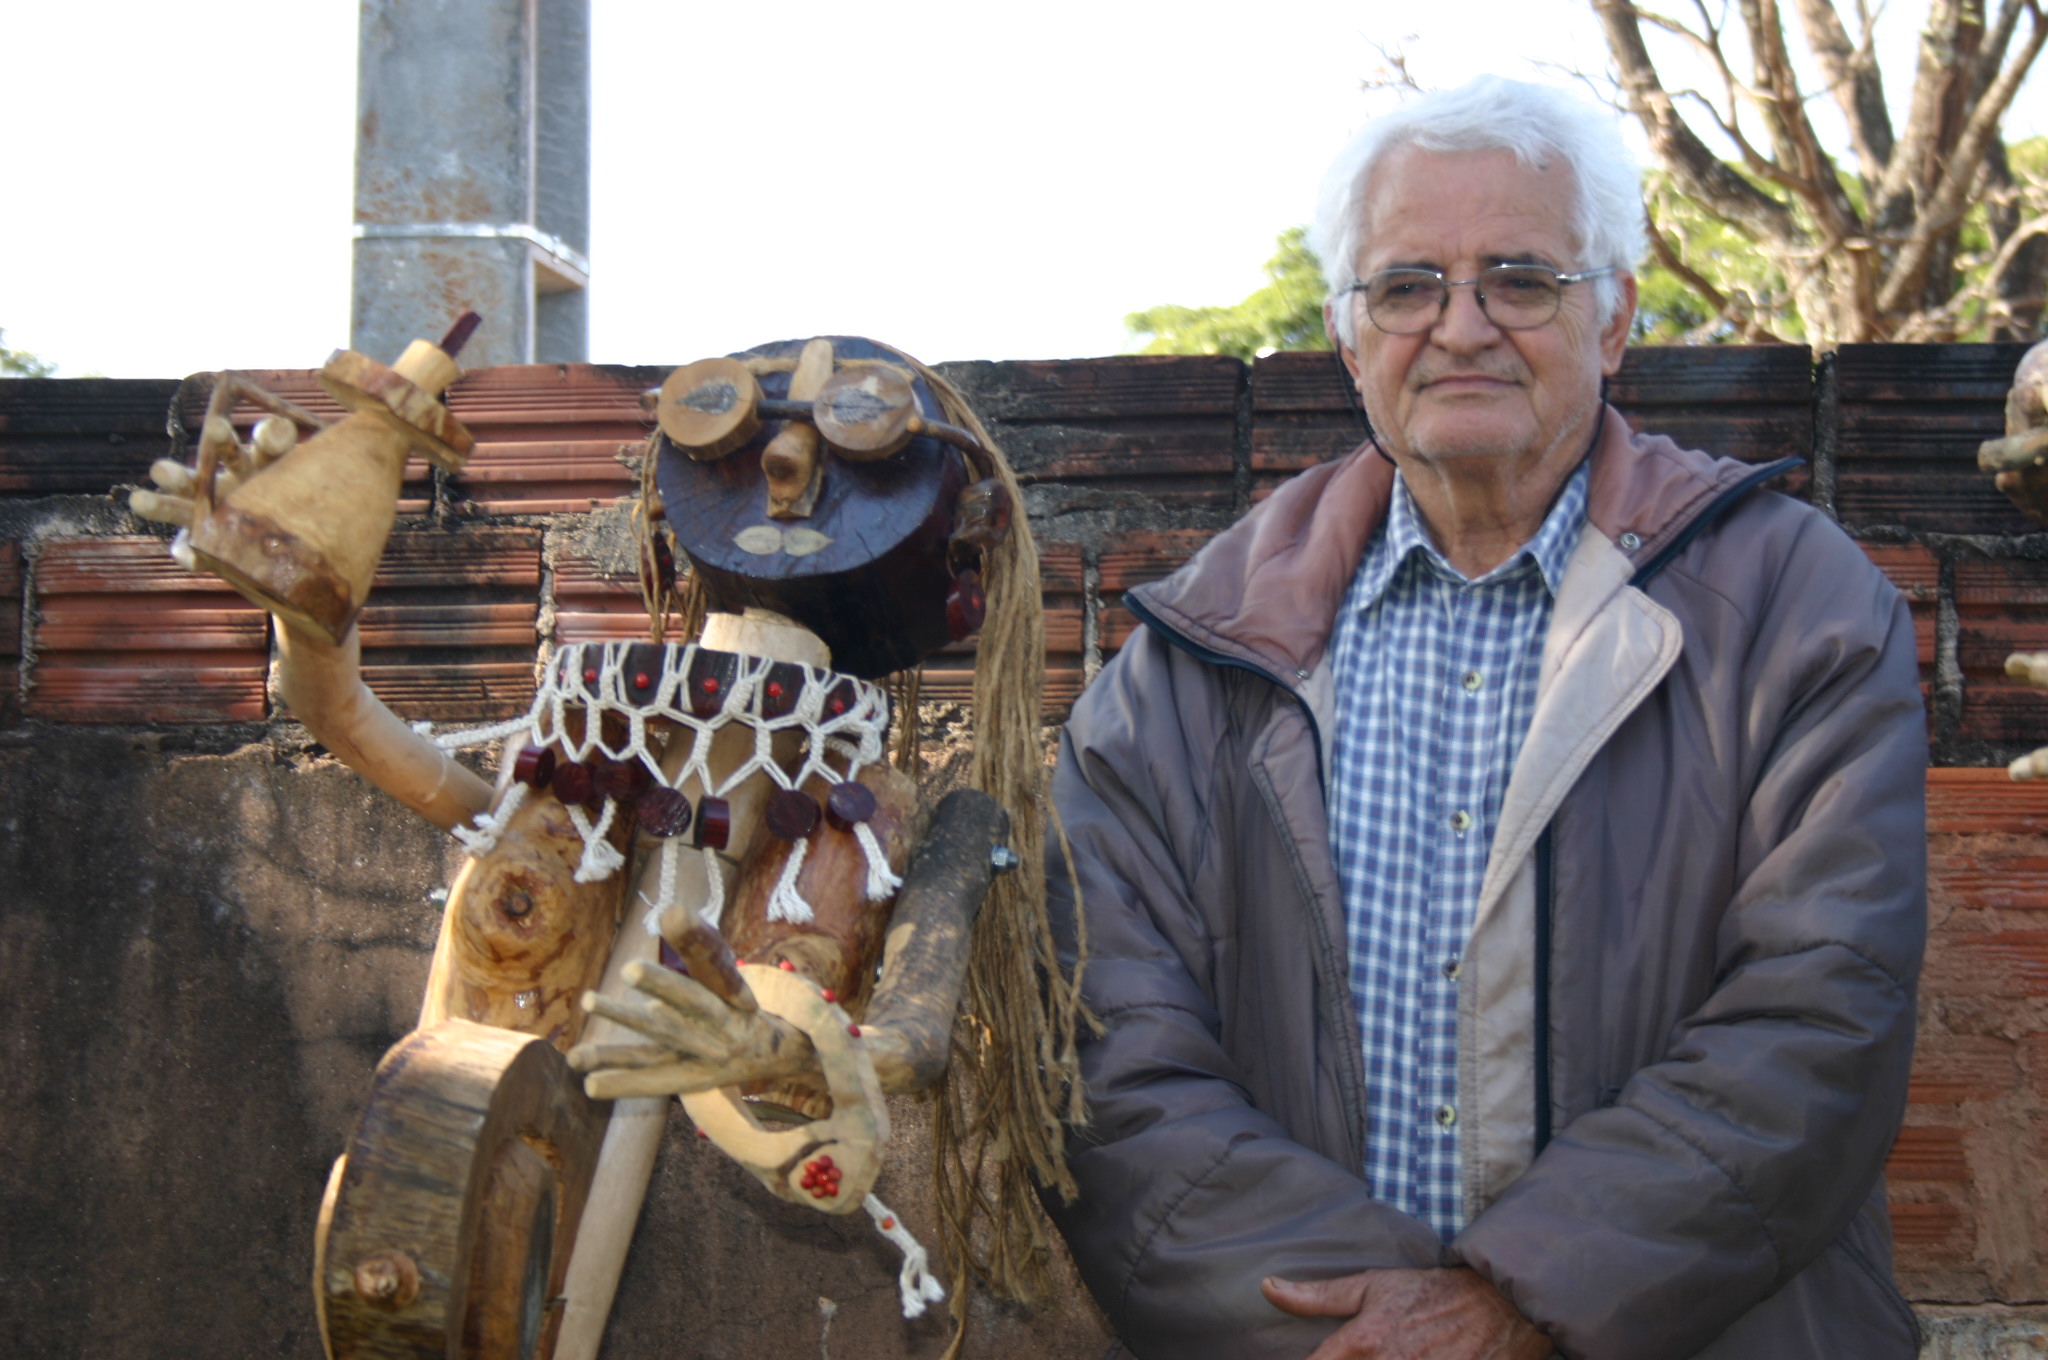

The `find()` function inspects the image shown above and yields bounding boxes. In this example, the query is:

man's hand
[1262,1267,1553,1360]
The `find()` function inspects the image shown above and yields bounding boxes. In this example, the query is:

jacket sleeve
[1043,624,1445,1360]
[1454,516,1928,1360]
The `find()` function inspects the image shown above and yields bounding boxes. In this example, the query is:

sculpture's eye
[656,357,763,461]
[813,366,921,461]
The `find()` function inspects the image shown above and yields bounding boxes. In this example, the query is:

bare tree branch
[1879,3,2048,312]
[1878,0,1972,232]
[1595,0,1804,245]
[1790,0,1896,178]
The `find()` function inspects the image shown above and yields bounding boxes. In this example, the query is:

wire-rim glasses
[1343,264,1616,335]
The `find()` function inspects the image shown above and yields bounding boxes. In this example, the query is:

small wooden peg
[128,488,193,526]
[762,338,833,517]
[658,358,763,460]
[251,414,299,466]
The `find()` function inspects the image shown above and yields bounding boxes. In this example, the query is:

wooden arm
[274,622,493,830]
[571,789,1007,1097]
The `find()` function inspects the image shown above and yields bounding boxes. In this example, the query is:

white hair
[1312,75,1645,345]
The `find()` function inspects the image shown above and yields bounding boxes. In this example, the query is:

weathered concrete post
[351,0,590,366]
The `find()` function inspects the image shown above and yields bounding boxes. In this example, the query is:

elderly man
[1043,77,1926,1360]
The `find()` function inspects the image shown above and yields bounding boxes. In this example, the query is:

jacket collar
[1126,406,1780,679]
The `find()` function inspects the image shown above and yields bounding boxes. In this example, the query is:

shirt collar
[1354,457,1590,608]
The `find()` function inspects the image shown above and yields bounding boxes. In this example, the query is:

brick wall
[3,345,2047,1353]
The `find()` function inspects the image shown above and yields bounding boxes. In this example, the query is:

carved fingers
[569,958,818,1100]
[129,414,299,528]
[1987,339,2048,526]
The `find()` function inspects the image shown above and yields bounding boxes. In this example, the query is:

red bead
[829,697,846,715]
[764,788,821,841]
[583,667,598,684]
[551,761,595,808]
[820,988,837,1004]
[881,1217,895,1229]
[823,1184,838,1198]
[701,676,719,694]
[946,568,987,639]
[637,786,692,839]
[697,1128,709,1139]
[512,744,557,788]
[592,759,640,803]
[695,796,731,850]
[801,1173,817,1189]
[778,959,795,972]
[766,681,783,699]
[817,1154,833,1169]
[825,780,877,832]
[634,671,651,688]
[847,1023,861,1037]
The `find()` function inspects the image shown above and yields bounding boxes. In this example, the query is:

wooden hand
[570,958,818,1099]
[1261,1268,1554,1360]
[1986,339,2048,526]
[129,413,298,529]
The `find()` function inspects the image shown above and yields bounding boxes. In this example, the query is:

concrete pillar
[351,0,590,367]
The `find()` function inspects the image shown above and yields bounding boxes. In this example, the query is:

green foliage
[1126,227,1332,358]
[1634,178,1803,344]
[0,330,55,378]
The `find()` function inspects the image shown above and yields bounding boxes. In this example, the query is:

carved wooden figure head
[654,336,997,679]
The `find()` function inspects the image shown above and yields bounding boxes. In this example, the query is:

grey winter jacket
[1044,411,1928,1360]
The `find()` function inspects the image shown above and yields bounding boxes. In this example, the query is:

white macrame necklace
[423,640,901,935]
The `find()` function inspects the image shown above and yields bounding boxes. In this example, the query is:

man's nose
[1428,279,1502,349]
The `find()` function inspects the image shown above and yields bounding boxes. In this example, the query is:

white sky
[2,0,2043,376]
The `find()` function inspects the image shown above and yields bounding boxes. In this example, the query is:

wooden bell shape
[187,339,474,644]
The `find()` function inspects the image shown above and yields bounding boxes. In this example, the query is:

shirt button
[1462,669,1483,692]
[1436,1103,1458,1129]
[1443,959,1462,980]
[1450,810,1472,834]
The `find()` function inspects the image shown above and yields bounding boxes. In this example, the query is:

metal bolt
[354,1252,421,1310]
[990,845,1022,874]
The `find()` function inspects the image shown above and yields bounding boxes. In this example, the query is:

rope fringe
[853,821,903,901]
[766,836,815,923]
[863,1194,947,1319]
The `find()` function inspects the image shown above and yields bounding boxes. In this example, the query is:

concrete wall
[7,346,2048,1356]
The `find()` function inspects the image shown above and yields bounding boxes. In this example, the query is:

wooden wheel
[316,1020,606,1360]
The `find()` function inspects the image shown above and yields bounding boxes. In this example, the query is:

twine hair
[897,354,1092,1346]
[639,348,1089,1350]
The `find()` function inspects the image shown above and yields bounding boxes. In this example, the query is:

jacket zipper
[1120,590,1364,1156]
[1523,453,1801,1149]
[1125,455,1797,1173]
[1534,826,1554,1153]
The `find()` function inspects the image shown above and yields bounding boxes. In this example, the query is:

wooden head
[655,337,972,679]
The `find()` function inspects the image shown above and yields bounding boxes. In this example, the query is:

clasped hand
[1263,1266,1553,1360]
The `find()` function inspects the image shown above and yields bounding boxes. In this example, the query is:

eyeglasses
[1342,264,1616,335]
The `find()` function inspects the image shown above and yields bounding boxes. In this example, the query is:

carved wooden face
[655,336,971,679]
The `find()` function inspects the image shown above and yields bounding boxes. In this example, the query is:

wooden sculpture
[127,324,1079,1360]
[1985,341,2048,780]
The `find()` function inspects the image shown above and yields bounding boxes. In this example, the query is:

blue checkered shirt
[1326,459,1587,1241]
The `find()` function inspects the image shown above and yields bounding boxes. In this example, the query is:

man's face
[1334,146,1635,476]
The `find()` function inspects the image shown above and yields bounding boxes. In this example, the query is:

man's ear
[1599,271,1637,376]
